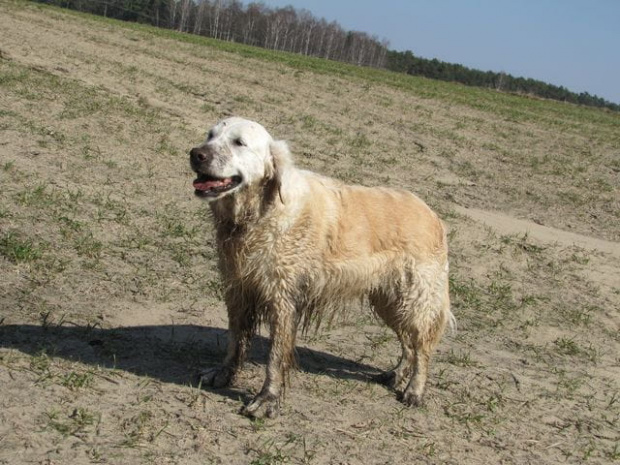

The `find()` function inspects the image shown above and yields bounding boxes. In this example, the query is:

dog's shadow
[0,323,382,401]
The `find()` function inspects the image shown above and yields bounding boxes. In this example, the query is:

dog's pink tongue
[193,178,232,190]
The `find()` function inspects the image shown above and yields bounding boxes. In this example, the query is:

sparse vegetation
[0,1,618,464]
[0,230,44,263]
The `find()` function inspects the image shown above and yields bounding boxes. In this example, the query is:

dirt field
[1,2,619,464]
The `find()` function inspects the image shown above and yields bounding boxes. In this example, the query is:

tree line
[36,0,389,68]
[386,51,619,111]
[34,0,618,111]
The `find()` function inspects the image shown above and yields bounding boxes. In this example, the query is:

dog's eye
[207,130,214,141]
[233,138,245,147]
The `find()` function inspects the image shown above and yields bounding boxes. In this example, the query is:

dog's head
[190,117,289,202]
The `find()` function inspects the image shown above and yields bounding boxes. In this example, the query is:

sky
[261,0,620,104]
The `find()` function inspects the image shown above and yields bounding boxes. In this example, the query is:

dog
[190,117,453,418]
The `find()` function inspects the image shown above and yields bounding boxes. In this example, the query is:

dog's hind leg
[374,334,414,391]
[400,274,451,407]
[400,334,432,406]
[370,290,414,390]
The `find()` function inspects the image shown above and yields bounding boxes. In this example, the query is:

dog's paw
[241,392,280,419]
[400,390,424,407]
[198,366,234,388]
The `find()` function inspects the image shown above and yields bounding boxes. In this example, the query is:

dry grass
[0,2,619,464]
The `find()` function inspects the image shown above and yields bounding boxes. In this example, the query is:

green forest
[387,50,619,111]
[34,0,619,111]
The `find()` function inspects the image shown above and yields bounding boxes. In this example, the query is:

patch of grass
[157,212,199,239]
[249,450,289,465]
[607,443,620,461]
[300,114,319,130]
[449,275,484,313]
[73,231,103,259]
[61,370,95,390]
[167,243,192,267]
[29,350,52,377]
[442,402,485,427]
[553,337,599,362]
[247,435,300,465]
[58,215,84,238]
[441,349,480,368]
[365,330,394,351]
[349,132,371,149]
[93,196,129,224]
[553,337,581,356]
[121,410,168,447]
[553,368,586,399]
[15,184,54,208]
[557,304,595,327]
[232,94,255,106]
[0,230,44,263]
[155,134,179,156]
[500,233,546,255]
[484,391,505,413]
[45,407,100,438]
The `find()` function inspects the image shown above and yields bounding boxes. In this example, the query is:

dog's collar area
[193,174,242,198]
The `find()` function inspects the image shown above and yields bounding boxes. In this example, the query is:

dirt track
[1,2,619,464]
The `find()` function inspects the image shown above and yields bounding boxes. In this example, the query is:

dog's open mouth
[193,174,242,198]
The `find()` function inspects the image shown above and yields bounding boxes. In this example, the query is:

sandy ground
[1,2,619,464]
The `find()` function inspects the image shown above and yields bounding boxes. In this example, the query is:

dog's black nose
[190,147,208,162]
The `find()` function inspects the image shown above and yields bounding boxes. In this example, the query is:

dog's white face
[190,117,274,200]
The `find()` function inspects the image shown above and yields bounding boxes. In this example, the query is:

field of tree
[1,2,619,464]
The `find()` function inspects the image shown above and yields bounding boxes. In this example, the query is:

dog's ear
[266,140,292,205]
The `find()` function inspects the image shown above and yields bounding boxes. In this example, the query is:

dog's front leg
[242,297,296,419]
[200,299,256,388]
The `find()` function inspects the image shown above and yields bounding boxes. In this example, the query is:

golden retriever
[190,117,453,418]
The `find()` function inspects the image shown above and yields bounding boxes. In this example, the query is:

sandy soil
[1,2,619,464]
